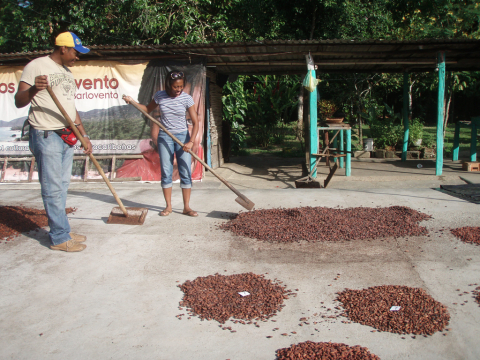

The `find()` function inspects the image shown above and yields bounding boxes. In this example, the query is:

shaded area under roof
[2,39,480,74]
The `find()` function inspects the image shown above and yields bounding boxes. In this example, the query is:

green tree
[387,0,480,40]
[0,0,246,53]
[222,76,249,154]
[222,0,394,41]
[245,75,300,147]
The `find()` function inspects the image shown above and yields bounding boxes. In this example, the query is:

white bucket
[364,138,374,151]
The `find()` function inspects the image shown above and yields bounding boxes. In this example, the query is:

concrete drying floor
[0,157,479,360]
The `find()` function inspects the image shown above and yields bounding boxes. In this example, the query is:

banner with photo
[0,59,206,182]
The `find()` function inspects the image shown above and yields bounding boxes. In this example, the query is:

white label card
[238,291,250,297]
[390,306,401,311]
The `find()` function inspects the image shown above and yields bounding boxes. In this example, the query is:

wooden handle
[125,96,250,202]
[47,86,129,217]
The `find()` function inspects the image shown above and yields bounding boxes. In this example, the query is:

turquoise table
[452,117,479,162]
[317,123,352,176]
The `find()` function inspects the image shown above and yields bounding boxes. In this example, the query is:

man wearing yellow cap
[15,32,92,252]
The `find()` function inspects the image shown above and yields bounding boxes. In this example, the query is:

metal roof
[2,39,480,74]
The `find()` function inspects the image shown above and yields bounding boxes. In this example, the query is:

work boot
[69,232,86,243]
[50,239,86,252]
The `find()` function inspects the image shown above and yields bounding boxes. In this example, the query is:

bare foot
[160,208,172,216]
[182,209,198,217]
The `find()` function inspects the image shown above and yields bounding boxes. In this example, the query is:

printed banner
[0,66,28,143]
[0,59,206,182]
[0,140,141,156]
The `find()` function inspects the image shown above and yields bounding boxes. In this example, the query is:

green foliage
[422,133,435,149]
[383,103,402,122]
[0,0,246,52]
[229,120,247,155]
[318,99,337,120]
[361,106,403,149]
[383,105,423,147]
[222,75,300,149]
[387,0,480,40]
[318,73,386,125]
[337,0,394,40]
[224,0,394,41]
[2,0,480,53]
[222,77,248,154]
[245,75,300,147]
[408,118,424,147]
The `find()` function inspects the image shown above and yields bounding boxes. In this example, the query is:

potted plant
[408,118,424,148]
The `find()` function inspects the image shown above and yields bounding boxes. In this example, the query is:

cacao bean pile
[220,206,431,243]
[336,285,450,335]
[450,226,480,245]
[178,273,291,323]
[0,206,76,241]
[473,286,480,306]
[276,341,380,360]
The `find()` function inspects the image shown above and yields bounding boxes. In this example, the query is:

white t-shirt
[20,56,77,130]
[153,90,195,134]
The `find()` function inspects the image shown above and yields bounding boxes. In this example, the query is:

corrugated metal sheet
[2,39,480,73]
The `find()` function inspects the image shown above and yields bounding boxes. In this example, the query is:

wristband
[83,134,90,139]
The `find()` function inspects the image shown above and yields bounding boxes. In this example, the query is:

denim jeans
[157,130,192,189]
[29,129,73,245]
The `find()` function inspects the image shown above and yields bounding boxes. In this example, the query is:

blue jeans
[29,129,74,245]
[157,130,192,189]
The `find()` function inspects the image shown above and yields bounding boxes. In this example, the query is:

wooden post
[206,79,212,167]
[402,71,409,161]
[28,157,35,182]
[1,158,7,182]
[333,132,338,156]
[470,121,477,162]
[436,52,446,176]
[346,129,351,176]
[452,121,460,161]
[339,129,344,168]
[325,130,330,167]
[84,156,89,182]
[297,87,304,139]
[309,70,318,177]
[111,155,117,179]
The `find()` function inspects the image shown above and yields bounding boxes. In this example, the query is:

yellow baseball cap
[55,32,90,54]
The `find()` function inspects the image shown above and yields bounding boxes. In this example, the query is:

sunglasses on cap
[170,72,184,79]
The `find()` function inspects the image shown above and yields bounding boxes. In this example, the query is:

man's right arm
[15,75,48,108]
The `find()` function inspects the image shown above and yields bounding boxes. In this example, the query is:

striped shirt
[153,90,195,134]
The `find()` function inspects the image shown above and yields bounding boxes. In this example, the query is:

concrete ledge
[375,149,385,158]
[354,151,371,158]
[406,151,421,159]
[336,174,461,182]
[386,150,399,158]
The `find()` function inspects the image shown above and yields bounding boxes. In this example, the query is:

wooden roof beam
[206,61,458,66]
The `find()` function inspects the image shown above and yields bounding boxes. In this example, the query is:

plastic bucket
[364,138,374,151]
